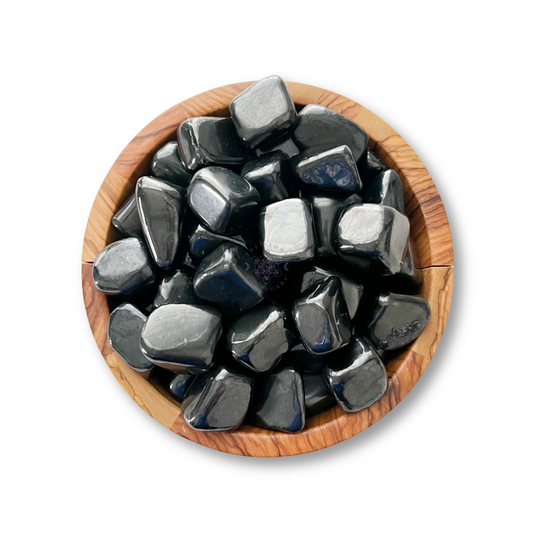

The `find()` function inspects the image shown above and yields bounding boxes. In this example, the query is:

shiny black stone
[177,117,251,172]
[153,268,202,308]
[187,221,247,262]
[255,134,300,158]
[367,292,430,351]
[151,141,193,187]
[324,336,387,413]
[226,301,295,373]
[291,145,363,193]
[293,276,352,355]
[260,198,315,262]
[136,176,186,269]
[293,104,368,161]
[187,166,261,235]
[229,75,296,148]
[382,241,422,293]
[168,373,197,402]
[93,237,156,296]
[140,303,222,374]
[107,303,153,376]
[357,148,388,185]
[242,152,290,205]
[286,343,323,374]
[249,366,305,433]
[336,203,410,275]
[193,243,267,316]
[112,194,143,238]
[364,169,404,213]
[301,265,364,320]
[302,373,336,416]
[182,365,253,431]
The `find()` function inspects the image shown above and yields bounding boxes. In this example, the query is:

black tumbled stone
[242,152,290,205]
[255,134,300,158]
[364,169,404,213]
[112,194,143,238]
[153,268,202,308]
[357,148,388,185]
[286,343,323,374]
[187,221,247,262]
[302,373,336,416]
[151,141,193,187]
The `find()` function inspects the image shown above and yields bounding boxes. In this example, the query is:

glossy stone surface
[364,169,404,213]
[226,301,295,373]
[302,373,336,416]
[182,365,253,431]
[336,203,410,275]
[187,166,261,235]
[112,194,143,238]
[255,134,300,158]
[229,75,296,148]
[187,221,247,262]
[153,268,201,308]
[367,292,430,350]
[286,343,323,374]
[168,373,197,402]
[242,152,290,205]
[193,243,267,316]
[324,336,387,413]
[249,367,305,433]
[108,303,153,376]
[140,304,222,374]
[382,241,422,293]
[291,145,363,193]
[151,141,193,187]
[357,148,388,185]
[301,265,364,320]
[293,276,352,355]
[293,104,368,161]
[93,237,156,296]
[136,176,186,269]
[260,198,315,262]
[177,117,251,172]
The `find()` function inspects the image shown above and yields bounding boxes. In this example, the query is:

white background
[1,1,532,532]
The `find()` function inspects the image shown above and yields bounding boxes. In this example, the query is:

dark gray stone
[151,141,193,187]
[112,194,143,238]
[182,365,253,431]
[242,152,290,205]
[293,276,352,355]
[168,373,197,402]
[302,373,336,416]
[93,237,156,296]
[364,169,404,213]
[286,343,323,374]
[229,76,296,148]
[255,134,300,158]
[382,241,422,293]
[367,292,430,351]
[140,304,222,374]
[357,148,388,186]
[187,221,247,262]
[324,336,387,413]
[153,268,202,308]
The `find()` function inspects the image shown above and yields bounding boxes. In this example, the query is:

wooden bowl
[82,81,454,457]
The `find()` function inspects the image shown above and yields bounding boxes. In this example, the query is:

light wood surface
[82,82,454,456]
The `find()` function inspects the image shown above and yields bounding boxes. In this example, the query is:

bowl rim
[82,81,454,457]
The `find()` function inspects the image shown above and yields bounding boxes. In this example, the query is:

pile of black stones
[93,75,431,433]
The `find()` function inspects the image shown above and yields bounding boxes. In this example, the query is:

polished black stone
[193,242,267,316]
[107,303,153,376]
[324,336,387,413]
[302,373,336,416]
[293,276,352,355]
[136,176,186,269]
[291,145,363,193]
[364,169,404,213]
[242,152,290,205]
[168,373,197,402]
[382,241,422,293]
[259,198,315,262]
[301,265,364,320]
[249,366,305,433]
[367,292,430,350]
[229,75,296,149]
[151,141,193,187]
[153,268,202,308]
[336,203,410,275]
[255,134,300,158]
[188,166,261,235]
[177,117,251,172]
[182,365,253,431]
[226,301,295,373]
[187,221,247,262]
[112,194,143,238]
[93,237,156,296]
[293,104,368,161]
[286,343,323,374]
[357,148,388,185]
[140,303,222,374]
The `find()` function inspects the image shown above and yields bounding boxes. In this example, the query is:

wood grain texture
[82,82,454,456]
